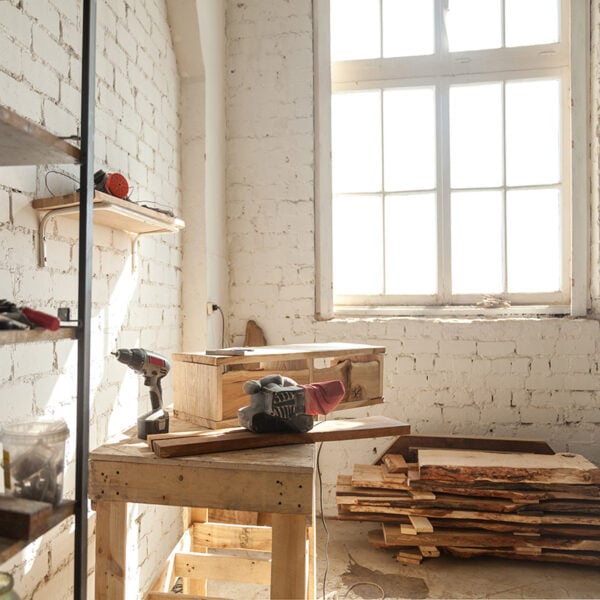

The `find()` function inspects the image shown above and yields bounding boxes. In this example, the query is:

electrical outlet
[206,302,217,315]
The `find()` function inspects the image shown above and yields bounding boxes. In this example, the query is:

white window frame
[314,0,589,319]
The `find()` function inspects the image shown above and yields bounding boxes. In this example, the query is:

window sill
[329,304,573,319]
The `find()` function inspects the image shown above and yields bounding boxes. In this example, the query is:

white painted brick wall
[0,1,183,598]
[226,0,600,514]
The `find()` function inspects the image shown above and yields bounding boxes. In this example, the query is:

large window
[315,0,588,317]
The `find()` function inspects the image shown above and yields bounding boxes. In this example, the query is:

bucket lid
[1,418,69,443]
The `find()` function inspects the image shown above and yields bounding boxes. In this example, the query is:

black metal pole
[75,0,95,598]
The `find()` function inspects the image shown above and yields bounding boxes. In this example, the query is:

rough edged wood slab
[445,546,600,567]
[378,434,555,463]
[150,416,410,458]
[418,449,600,485]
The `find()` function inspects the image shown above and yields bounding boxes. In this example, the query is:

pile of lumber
[336,437,600,567]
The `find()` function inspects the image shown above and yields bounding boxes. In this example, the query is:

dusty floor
[209,518,600,599]
[316,519,600,599]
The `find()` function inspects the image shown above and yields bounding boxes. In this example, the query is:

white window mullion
[438,80,451,303]
[501,81,508,294]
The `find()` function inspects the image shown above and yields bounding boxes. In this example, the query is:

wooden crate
[172,342,385,429]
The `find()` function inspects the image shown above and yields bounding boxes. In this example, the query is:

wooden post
[270,513,307,600]
[95,500,127,600]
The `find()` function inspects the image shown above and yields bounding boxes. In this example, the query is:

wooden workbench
[89,418,316,599]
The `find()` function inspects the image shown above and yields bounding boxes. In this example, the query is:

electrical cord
[215,305,225,347]
[343,582,385,599]
[44,169,79,196]
[317,440,330,599]
[317,432,387,600]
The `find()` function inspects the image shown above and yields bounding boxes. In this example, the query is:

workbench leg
[95,500,127,600]
[270,513,307,600]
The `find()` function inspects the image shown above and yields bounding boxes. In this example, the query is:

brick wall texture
[225,0,600,513]
[2,0,600,597]
[0,0,183,597]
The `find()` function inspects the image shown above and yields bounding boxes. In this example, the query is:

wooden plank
[419,546,440,557]
[90,459,312,514]
[381,525,600,551]
[418,449,600,485]
[192,522,272,551]
[95,501,127,600]
[0,326,76,346]
[0,500,75,564]
[396,547,423,564]
[382,454,409,473]
[446,546,600,567]
[0,105,79,165]
[351,464,410,490]
[0,496,53,539]
[150,417,410,459]
[173,551,270,584]
[145,594,227,600]
[172,343,386,367]
[409,516,434,533]
[378,434,555,463]
[271,513,307,600]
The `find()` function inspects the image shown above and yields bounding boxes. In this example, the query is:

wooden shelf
[32,190,185,235]
[0,326,77,346]
[0,500,75,564]
[0,106,79,166]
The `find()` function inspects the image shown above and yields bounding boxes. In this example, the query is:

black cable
[317,441,330,599]
[215,305,225,347]
[44,169,79,196]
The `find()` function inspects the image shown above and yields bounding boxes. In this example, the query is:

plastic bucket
[1,419,69,505]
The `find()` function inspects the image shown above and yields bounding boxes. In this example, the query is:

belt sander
[238,374,345,433]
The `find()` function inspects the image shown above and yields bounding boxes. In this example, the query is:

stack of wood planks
[336,436,600,567]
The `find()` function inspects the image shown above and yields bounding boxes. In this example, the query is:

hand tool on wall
[238,374,345,433]
[0,299,60,331]
[112,348,170,439]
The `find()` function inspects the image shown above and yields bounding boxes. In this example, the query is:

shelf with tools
[0,326,77,346]
[32,190,185,267]
[0,1,95,595]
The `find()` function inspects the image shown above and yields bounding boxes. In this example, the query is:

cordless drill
[112,348,170,439]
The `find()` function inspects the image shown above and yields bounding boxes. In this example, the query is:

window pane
[384,87,436,192]
[333,195,383,295]
[506,79,560,186]
[385,193,437,294]
[446,0,502,52]
[330,0,380,61]
[332,91,381,193]
[505,0,560,48]
[383,0,434,58]
[450,83,503,188]
[507,189,561,292]
[451,191,503,294]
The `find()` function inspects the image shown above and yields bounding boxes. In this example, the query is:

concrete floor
[316,519,600,600]
[209,518,600,599]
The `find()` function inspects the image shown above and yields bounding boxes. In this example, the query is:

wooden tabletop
[89,417,315,474]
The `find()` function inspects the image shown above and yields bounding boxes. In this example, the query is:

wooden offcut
[0,496,53,539]
[150,416,410,459]
[378,434,555,463]
[418,449,600,485]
